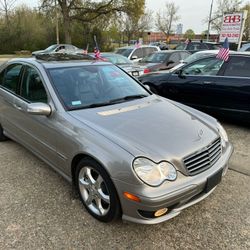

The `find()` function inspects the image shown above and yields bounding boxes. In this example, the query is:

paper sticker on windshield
[72,100,82,106]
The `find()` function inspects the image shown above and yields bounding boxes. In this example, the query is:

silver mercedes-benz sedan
[0,56,233,224]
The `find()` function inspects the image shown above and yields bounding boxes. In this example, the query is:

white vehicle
[115,45,160,62]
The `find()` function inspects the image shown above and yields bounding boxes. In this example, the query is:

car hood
[70,96,218,164]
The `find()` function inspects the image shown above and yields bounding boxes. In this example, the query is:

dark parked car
[175,42,221,54]
[138,50,191,73]
[138,53,250,121]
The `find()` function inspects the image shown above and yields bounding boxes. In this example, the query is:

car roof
[7,56,112,69]
[117,45,159,49]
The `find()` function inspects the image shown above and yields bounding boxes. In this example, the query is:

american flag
[94,47,101,59]
[216,37,229,62]
[135,40,141,48]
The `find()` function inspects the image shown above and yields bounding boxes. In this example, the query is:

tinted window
[180,52,190,60]
[116,48,133,58]
[223,56,250,77]
[169,53,180,63]
[132,48,143,58]
[143,47,158,57]
[0,64,22,93]
[141,53,169,63]
[49,65,149,110]
[21,66,47,103]
[182,57,224,76]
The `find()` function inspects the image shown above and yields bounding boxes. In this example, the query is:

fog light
[154,208,168,217]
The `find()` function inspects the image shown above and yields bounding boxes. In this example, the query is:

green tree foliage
[184,29,195,39]
[0,5,54,53]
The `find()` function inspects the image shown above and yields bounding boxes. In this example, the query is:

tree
[155,1,179,39]
[0,0,16,24]
[241,3,250,40]
[41,0,129,44]
[184,29,195,39]
[210,0,243,33]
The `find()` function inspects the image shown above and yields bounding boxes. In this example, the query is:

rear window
[116,48,133,58]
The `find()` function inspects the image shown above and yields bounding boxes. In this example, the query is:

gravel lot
[0,121,249,250]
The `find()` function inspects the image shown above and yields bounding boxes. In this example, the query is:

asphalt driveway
[0,122,249,250]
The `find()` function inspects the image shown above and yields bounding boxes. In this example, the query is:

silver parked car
[0,55,233,224]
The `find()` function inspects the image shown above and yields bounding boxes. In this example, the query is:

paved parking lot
[0,122,249,250]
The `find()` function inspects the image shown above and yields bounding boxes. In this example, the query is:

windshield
[44,45,58,52]
[49,65,150,110]
[175,44,186,50]
[141,53,169,63]
[184,52,215,64]
[104,54,132,65]
[116,48,133,58]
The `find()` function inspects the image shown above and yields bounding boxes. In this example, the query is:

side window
[21,66,47,103]
[143,47,157,57]
[169,53,180,63]
[223,56,250,77]
[182,57,224,76]
[132,48,143,58]
[246,47,250,51]
[1,64,22,93]
[180,52,190,60]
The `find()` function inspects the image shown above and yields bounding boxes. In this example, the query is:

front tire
[75,158,121,222]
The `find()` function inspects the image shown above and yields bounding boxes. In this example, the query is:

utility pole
[207,0,214,42]
[55,0,59,44]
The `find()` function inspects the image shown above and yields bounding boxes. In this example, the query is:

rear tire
[75,158,121,222]
[0,125,8,142]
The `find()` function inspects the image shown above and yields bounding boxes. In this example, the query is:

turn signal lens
[123,192,141,202]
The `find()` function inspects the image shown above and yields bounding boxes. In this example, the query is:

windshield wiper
[108,94,148,104]
[70,94,148,110]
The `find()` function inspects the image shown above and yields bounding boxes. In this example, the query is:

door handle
[203,81,213,85]
[13,104,23,111]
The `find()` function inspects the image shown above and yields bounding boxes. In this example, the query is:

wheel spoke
[94,175,103,189]
[85,167,95,184]
[79,178,90,189]
[95,197,105,216]
[97,190,110,204]
[85,193,94,205]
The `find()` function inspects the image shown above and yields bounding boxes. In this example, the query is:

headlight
[133,158,177,187]
[217,123,228,142]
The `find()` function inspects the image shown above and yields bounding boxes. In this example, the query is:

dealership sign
[219,13,244,43]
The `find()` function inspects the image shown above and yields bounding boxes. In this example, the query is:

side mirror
[177,69,185,79]
[27,103,52,116]
[131,55,138,60]
[144,84,151,91]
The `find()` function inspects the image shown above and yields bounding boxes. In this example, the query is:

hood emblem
[198,129,204,139]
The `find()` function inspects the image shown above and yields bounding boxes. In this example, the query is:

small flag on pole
[216,37,229,62]
[93,35,101,59]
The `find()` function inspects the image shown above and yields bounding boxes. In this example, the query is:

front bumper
[112,142,233,224]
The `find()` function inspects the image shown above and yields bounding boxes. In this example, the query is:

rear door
[210,55,250,114]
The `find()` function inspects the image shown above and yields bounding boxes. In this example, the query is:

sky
[17,0,249,33]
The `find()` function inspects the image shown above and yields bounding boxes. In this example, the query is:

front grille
[183,138,222,175]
